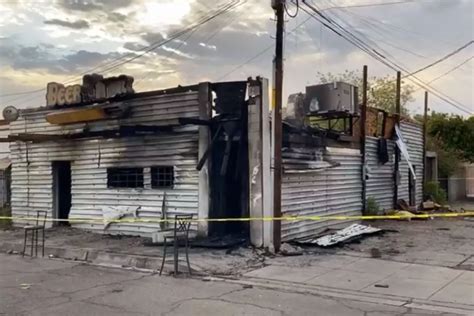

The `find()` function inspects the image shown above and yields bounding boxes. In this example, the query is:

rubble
[279,243,303,256]
[295,224,382,247]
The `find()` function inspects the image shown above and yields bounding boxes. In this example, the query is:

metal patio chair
[22,211,47,257]
[159,214,193,277]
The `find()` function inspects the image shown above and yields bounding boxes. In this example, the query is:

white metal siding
[10,92,201,236]
[365,137,395,211]
[398,121,424,205]
[281,147,362,241]
[0,125,9,159]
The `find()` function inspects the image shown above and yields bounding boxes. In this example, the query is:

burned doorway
[208,82,249,238]
[52,161,72,225]
[409,166,416,206]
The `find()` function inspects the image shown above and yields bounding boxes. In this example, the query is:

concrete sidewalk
[0,227,265,276]
[1,223,473,314]
[241,255,474,315]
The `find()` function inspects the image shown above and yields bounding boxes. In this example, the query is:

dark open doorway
[409,166,416,206]
[208,82,249,238]
[52,161,71,225]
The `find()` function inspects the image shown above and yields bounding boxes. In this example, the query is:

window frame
[150,166,175,189]
[107,167,144,189]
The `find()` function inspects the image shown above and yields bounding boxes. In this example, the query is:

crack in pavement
[8,265,153,315]
[333,296,402,316]
[159,287,286,316]
[80,299,148,315]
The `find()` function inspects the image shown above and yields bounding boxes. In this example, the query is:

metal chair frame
[22,211,47,257]
[159,214,193,277]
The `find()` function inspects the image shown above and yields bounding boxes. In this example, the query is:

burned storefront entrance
[200,81,250,238]
[7,75,273,247]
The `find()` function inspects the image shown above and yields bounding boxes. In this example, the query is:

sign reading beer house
[46,74,135,107]
[46,83,81,107]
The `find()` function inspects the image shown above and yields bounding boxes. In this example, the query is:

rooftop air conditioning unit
[305,82,359,114]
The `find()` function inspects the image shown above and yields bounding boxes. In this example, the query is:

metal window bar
[107,168,144,188]
[151,166,174,188]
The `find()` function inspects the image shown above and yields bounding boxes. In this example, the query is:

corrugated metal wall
[10,91,201,236]
[281,147,362,241]
[398,121,424,205]
[0,125,9,159]
[365,137,395,211]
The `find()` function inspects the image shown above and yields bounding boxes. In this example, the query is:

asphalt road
[0,254,457,316]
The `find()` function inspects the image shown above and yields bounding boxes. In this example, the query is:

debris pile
[295,224,382,247]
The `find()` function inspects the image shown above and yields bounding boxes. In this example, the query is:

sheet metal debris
[298,224,382,247]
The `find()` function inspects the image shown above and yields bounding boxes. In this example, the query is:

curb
[0,241,189,273]
[213,275,474,315]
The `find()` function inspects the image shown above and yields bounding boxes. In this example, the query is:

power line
[133,27,201,89]
[285,0,299,18]
[217,0,416,81]
[326,0,416,10]
[77,2,241,79]
[1,0,242,104]
[340,9,464,48]
[320,0,472,113]
[403,41,473,78]
[4,2,237,103]
[200,6,244,44]
[300,1,472,114]
[339,9,427,59]
[216,46,273,81]
[216,14,314,81]
[134,0,248,90]
[416,55,474,89]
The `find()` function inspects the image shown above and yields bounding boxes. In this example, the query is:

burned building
[6,75,424,247]
[7,75,272,246]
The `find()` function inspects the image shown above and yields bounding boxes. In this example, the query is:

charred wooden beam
[178,117,213,126]
[119,125,174,134]
[8,124,176,143]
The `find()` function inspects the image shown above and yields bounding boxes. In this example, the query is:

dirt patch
[336,218,474,269]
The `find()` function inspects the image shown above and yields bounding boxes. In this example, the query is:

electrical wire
[403,41,473,78]
[320,0,471,112]
[216,14,314,81]
[285,0,299,18]
[326,0,416,10]
[4,2,237,103]
[414,55,474,91]
[341,9,464,49]
[1,0,242,104]
[133,27,200,89]
[300,1,472,115]
[338,8,428,59]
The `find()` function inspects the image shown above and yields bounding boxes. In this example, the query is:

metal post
[272,0,284,251]
[422,91,428,198]
[393,71,401,209]
[361,65,368,213]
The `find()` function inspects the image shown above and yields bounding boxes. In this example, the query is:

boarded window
[151,166,174,188]
[107,168,144,188]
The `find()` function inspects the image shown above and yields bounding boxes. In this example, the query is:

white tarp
[395,124,416,180]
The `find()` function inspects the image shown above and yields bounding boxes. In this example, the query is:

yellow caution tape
[0,211,473,224]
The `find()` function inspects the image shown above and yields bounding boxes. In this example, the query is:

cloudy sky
[0,0,472,116]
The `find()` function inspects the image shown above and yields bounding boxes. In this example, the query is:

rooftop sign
[46,74,134,107]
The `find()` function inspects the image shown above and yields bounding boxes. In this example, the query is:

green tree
[317,70,415,115]
[414,112,473,177]
[428,113,474,163]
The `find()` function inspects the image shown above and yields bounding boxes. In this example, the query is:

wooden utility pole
[422,91,428,198]
[360,65,368,213]
[393,71,401,209]
[272,0,284,251]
